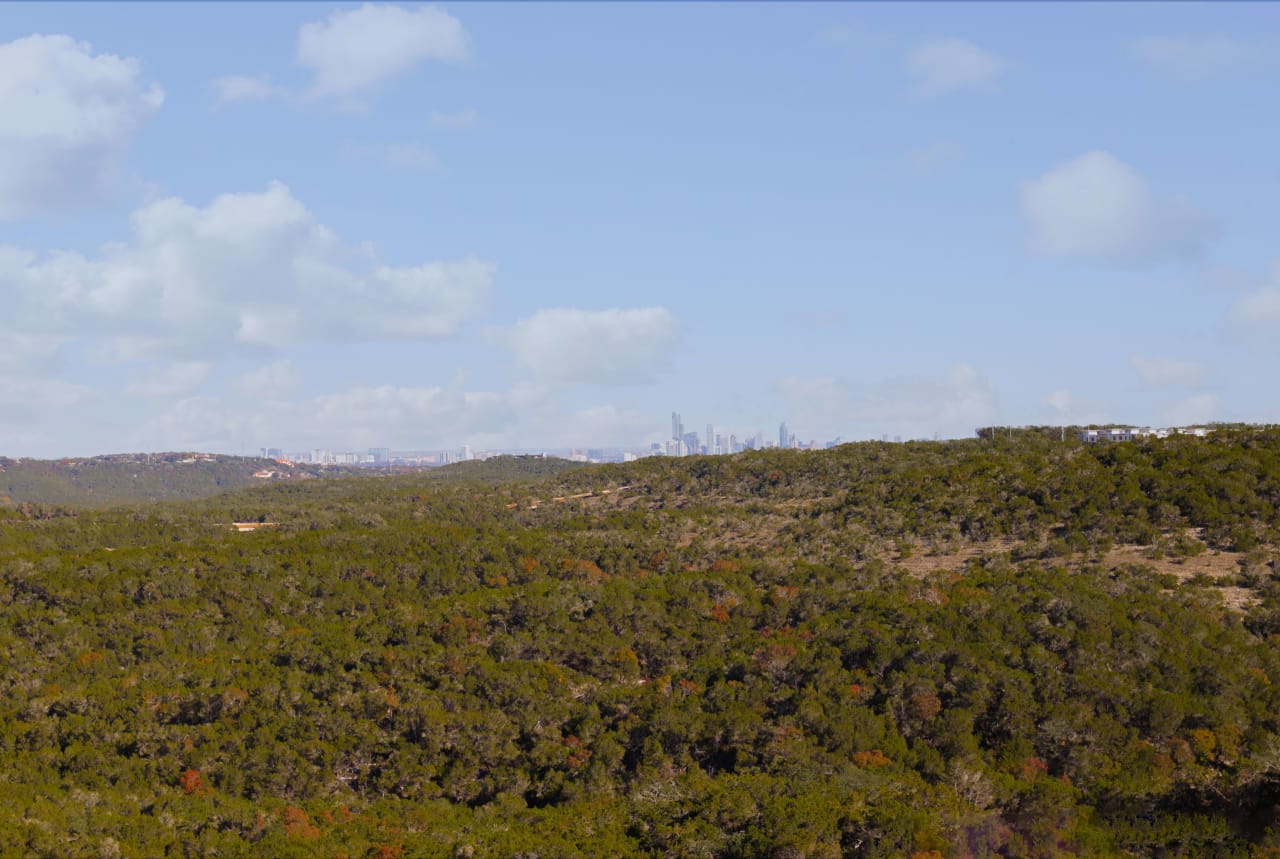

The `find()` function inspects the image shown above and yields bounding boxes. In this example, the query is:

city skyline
[259,408,828,466]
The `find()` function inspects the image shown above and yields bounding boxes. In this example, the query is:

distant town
[254,412,1225,470]
[256,410,857,468]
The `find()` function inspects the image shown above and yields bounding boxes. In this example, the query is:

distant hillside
[0,452,587,508]
[0,452,326,508]
[424,454,587,483]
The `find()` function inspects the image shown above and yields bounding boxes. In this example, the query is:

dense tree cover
[425,456,587,484]
[0,453,584,510]
[3,430,1280,856]
[0,454,329,509]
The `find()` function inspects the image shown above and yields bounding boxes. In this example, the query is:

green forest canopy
[5,428,1280,856]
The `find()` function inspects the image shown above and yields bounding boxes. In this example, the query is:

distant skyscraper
[671,412,683,441]
[706,424,714,455]
[779,422,789,449]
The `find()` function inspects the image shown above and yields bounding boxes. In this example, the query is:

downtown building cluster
[657,412,832,458]
[256,412,846,470]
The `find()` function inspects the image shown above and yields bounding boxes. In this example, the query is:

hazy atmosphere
[3,2,1278,457]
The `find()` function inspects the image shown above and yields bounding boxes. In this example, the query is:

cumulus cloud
[0,182,494,361]
[0,332,66,373]
[1202,262,1266,292]
[132,382,518,451]
[341,142,442,172]
[386,143,441,171]
[1132,35,1257,81]
[1164,392,1218,426]
[1042,389,1110,426]
[1021,150,1213,265]
[123,361,211,398]
[776,363,998,440]
[236,360,300,399]
[0,34,163,220]
[212,74,284,105]
[538,404,655,447]
[0,376,93,409]
[507,307,679,385]
[906,38,1005,97]
[1225,265,1280,350]
[1131,354,1205,388]
[296,4,469,101]
[429,108,477,130]
[305,384,511,446]
[125,396,253,452]
[906,141,962,175]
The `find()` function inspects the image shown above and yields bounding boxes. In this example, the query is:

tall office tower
[729,433,738,454]
[683,431,699,456]
[671,412,683,441]
[779,422,789,449]
[706,424,714,454]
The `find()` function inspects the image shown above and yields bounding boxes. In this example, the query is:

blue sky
[2,2,1278,457]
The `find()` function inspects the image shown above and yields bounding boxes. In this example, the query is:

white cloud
[0,34,163,220]
[384,143,441,171]
[776,363,998,440]
[906,38,1005,97]
[125,396,252,452]
[308,384,511,445]
[822,26,859,48]
[506,307,679,386]
[1,183,494,362]
[1131,354,1205,388]
[1132,35,1257,81]
[212,74,285,105]
[0,332,66,372]
[296,4,469,101]
[1165,392,1218,426]
[236,360,300,399]
[1021,150,1213,265]
[0,426,43,450]
[131,382,518,451]
[429,108,477,130]
[0,376,93,408]
[1044,389,1073,414]
[124,361,211,397]
[906,141,962,175]
[786,307,849,330]
[1225,264,1280,350]
[343,142,442,172]
[1041,389,1110,425]
[1202,262,1266,292]
[540,404,655,447]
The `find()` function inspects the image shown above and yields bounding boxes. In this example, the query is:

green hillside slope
[0,452,330,508]
[4,430,1280,856]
